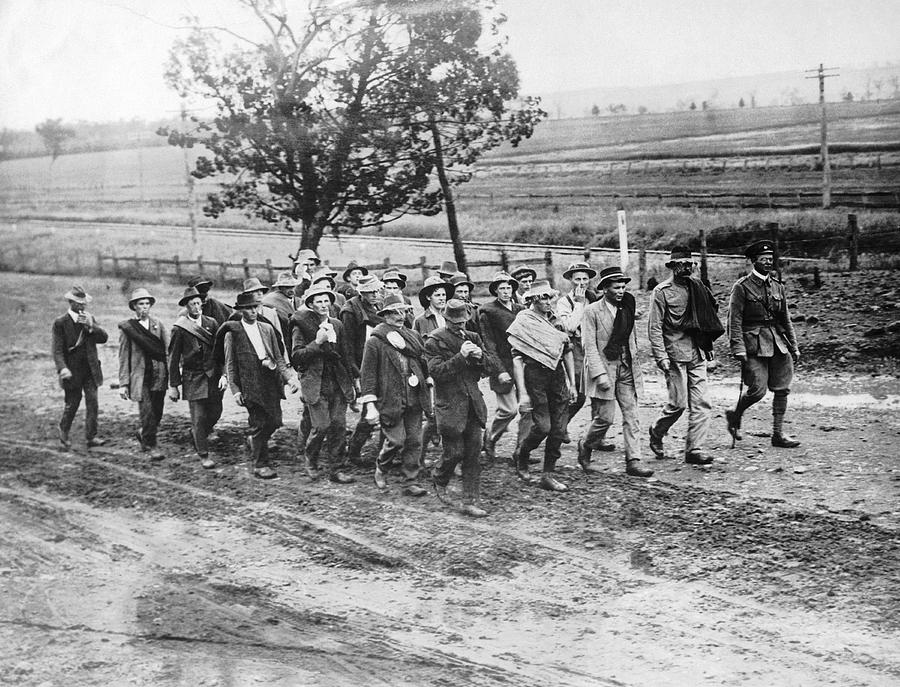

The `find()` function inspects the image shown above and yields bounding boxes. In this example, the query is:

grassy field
[1,101,897,253]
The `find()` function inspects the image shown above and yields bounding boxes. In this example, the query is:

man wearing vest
[119,287,169,461]
[168,286,225,469]
[52,285,108,450]
[579,266,654,478]
[223,290,300,479]
[726,240,801,448]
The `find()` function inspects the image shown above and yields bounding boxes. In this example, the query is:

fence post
[582,246,591,262]
[544,250,554,287]
[499,248,509,273]
[112,254,120,276]
[97,252,103,275]
[197,255,204,276]
[638,245,647,291]
[848,213,859,271]
[219,261,227,285]
[699,228,709,286]
[242,258,251,280]
[766,222,782,280]
[265,258,274,283]
[382,256,391,269]
[419,255,428,282]
[174,255,181,280]
[813,265,821,289]
[154,259,161,281]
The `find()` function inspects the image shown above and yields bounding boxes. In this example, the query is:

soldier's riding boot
[771,390,800,448]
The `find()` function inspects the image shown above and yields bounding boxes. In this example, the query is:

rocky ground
[1,270,899,686]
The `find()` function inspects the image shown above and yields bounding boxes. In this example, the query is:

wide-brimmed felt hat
[511,265,537,282]
[128,287,156,310]
[418,276,452,308]
[272,270,301,288]
[311,270,336,287]
[356,274,383,293]
[342,261,368,282]
[303,282,337,307]
[436,260,458,277]
[444,298,471,324]
[488,271,519,296]
[745,239,775,260]
[523,279,558,300]
[294,248,321,266]
[563,261,597,280]
[665,245,694,267]
[381,268,408,285]
[187,274,213,289]
[234,291,263,309]
[450,272,475,292]
[597,266,631,287]
[178,286,203,307]
[377,293,414,316]
[64,285,92,305]
[241,277,269,294]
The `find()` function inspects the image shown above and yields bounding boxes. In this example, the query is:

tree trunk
[429,116,468,275]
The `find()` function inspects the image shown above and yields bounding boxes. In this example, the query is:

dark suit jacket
[477,298,523,390]
[290,309,354,404]
[52,313,108,387]
[425,327,500,434]
[223,320,292,414]
[340,296,383,373]
[358,324,431,426]
[168,315,221,401]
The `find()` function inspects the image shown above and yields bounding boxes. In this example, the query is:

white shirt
[138,317,150,330]
[241,320,268,360]
[68,309,81,323]
[604,298,618,318]
[429,307,446,329]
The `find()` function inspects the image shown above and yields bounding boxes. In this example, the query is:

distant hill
[538,64,900,119]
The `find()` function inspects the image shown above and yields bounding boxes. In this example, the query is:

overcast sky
[2,0,899,129]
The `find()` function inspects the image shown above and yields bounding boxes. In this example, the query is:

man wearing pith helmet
[168,286,225,469]
[118,287,169,461]
[647,246,724,466]
[290,282,356,484]
[52,285,109,450]
[726,239,801,448]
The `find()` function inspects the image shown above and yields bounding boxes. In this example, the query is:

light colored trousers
[582,362,641,463]
[650,351,711,454]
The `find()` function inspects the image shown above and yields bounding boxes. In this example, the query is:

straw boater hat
[745,240,775,260]
[450,272,475,292]
[444,299,471,324]
[436,260,458,279]
[523,279,558,301]
[381,268,408,286]
[665,246,694,267]
[234,291,263,309]
[418,275,453,308]
[356,274,383,293]
[563,261,597,280]
[64,285,92,305]
[511,265,538,282]
[303,282,337,307]
[377,293,414,316]
[178,286,203,307]
[487,271,519,296]
[272,271,301,289]
[342,260,368,282]
[187,274,213,290]
[597,266,631,287]
[241,277,270,294]
[128,287,156,310]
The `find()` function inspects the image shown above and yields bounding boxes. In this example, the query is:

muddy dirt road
[2,272,900,686]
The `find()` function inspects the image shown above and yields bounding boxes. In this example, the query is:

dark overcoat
[477,298,523,390]
[358,324,431,426]
[52,314,108,386]
[289,309,354,405]
[168,315,221,401]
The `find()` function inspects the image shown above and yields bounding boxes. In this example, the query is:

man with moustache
[52,285,109,450]
[380,268,414,328]
[118,287,168,461]
[168,286,226,469]
[290,283,356,484]
[579,266,653,478]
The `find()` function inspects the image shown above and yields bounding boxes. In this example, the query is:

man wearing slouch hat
[119,287,169,461]
[168,286,226,469]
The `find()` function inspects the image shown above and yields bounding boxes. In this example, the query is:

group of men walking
[52,238,801,517]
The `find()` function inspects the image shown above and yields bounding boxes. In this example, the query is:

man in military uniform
[727,240,801,448]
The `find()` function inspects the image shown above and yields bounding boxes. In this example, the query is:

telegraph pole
[180,99,198,256]
[805,64,839,208]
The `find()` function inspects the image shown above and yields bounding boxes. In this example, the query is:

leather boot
[771,433,801,448]
[577,439,602,474]
[725,410,743,441]
[648,428,665,459]
[685,450,714,465]
[625,460,653,477]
